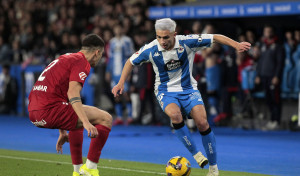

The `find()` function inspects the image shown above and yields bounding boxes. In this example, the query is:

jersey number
[38,59,59,81]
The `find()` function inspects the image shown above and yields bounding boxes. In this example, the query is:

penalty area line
[0,155,165,175]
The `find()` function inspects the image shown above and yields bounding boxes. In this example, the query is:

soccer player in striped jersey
[112,18,251,176]
[106,24,135,125]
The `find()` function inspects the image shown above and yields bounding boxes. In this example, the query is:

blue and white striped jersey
[107,36,134,80]
[129,34,213,93]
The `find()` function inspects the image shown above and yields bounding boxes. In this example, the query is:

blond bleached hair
[155,18,176,32]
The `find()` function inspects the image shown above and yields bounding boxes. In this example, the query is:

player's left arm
[56,129,69,154]
[213,34,251,52]
[68,81,98,138]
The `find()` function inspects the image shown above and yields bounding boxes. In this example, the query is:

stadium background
[0,0,299,129]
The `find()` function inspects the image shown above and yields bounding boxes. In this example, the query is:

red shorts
[29,102,78,130]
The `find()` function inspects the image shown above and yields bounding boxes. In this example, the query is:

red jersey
[28,52,91,111]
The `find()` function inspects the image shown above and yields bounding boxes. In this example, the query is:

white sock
[209,164,218,171]
[86,159,98,169]
[73,164,83,173]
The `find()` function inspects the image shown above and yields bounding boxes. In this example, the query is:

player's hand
[236,42,251,52]
[83,122,98,138]
[112,84,124,97]
[56,132,69,154]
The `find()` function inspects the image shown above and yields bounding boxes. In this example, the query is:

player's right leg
[76,105,112,176]
[29,104,86,175]
[164,103,206,166]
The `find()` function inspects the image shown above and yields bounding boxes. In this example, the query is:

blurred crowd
[0,0,299,130]
[0,0,161,65]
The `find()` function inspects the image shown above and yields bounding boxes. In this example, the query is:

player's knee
[105,113,113,125]
[169,111,182,123]
[94,112,113,128]
[195,119,209,131]
[99,113,112,127]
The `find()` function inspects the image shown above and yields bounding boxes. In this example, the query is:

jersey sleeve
[181,34,213,51]
[69,58,90,86]
[129,45,151,66]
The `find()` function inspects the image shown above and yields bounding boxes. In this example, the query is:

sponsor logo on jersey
[154,52,160,57]
[164,59,183,71]
[79,72,87,80]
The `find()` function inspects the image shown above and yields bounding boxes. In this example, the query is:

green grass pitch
[0,149,269,176]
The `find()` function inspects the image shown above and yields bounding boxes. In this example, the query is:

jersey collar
[157,36,180,51]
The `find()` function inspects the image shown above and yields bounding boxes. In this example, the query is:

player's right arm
[67,81,98,138]
[112,59,133,97]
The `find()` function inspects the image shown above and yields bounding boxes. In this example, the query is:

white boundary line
[0,155,165,175]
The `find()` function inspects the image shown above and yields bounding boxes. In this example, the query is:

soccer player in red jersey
[28,34,112,176]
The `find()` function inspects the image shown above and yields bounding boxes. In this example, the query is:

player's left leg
[43,104,85,175]
[77,105,113,176]
[190,105,219,176]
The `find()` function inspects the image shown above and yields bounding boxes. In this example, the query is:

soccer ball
[166,156,191,176]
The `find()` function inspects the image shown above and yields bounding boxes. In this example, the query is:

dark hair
[82,34,105,49]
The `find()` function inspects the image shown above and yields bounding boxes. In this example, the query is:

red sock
[87,124,111,163]
[69,128,84,165]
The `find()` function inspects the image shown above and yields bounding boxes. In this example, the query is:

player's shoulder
[176,34,200,40]
[59,52,86,65]
[60,52,79,58]
[177,34,213,45]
